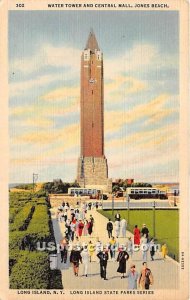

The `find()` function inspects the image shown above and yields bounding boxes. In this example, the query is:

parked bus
[68,187,102,197]
[126,187,167,200]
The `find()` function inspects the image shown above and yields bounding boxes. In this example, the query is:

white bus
[68,187,102,197]
[126,187,167,200]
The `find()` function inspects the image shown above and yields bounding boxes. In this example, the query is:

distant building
[126,179,134,185]
[113,179,134,185]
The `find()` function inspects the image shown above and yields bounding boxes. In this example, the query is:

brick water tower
[77,30,112,192]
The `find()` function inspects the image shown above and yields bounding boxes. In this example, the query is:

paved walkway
[50,207,179,289]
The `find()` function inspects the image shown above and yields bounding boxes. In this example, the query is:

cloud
[106,122,178,151]
[10,42,177,99]
[13,122,80,148]
[104,75,147,103]
[104,43,177,80]
[10,74,58,98]
[11,44,81,75]
[105,94,176,133]
[10,100,79,120]
[11,155,78,167]
[10,121,80,172]
[9,44,81,98]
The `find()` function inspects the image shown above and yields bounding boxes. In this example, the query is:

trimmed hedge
[9,207,21,223]
[9,250,27,275]
[9,231,27,251]
[34,190,47,198]
[10,252,50,289]
[35,197,47,205]
[9,189,63,289]
[10,203,35,232]
[26,204,52,247]
[49,270,63,289]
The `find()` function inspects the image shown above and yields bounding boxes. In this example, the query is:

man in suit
[97,246,109,280]
[106,219,113,238]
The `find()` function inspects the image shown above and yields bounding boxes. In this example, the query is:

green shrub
[9,231,27,251]
[14,183,36,190]
[35,190,47,198]
[9,250,27,275]
[10,203,35,231]
[27,205,51,243]
[10,252,50,289]
[49,270,63,289]
[9,207,21,223]
[35,197,47,205]
[9,189,63,289]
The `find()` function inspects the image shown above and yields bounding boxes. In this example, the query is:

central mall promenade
[50,201,179,290]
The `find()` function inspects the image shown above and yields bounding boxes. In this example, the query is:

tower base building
[77,157,112,192]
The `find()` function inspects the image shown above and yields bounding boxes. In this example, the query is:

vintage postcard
[0,0,189,299]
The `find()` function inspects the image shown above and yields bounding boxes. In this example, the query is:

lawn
[99,209,179,261]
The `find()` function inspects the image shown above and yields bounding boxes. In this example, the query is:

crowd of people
[56,201,98,240]
[56,202,168,289]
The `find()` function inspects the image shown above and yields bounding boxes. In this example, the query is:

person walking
[70,245,82,276]
[115,220,120,238]
[63,210,68,222]
[141,224,149,240]
[106,219,113,238]
[127,237,133,259]
[60,237,68,263]
[141,234,148,262]
[133,225,141,247]
[70,219,76,241]
[149,239,156,261]
[81,245,89,277]
[65,226,72,241]
[75,208,79,219]
[95,237,102,261]
[126,264,139,289]
[87,219,93,236]
[161,243,168,261]
[90,214,94,226]
[117,246,129,278]
[115,211,121,221]
[97,246,109,280]
[83,219,88,236]
[88,240,95,262]
[109,236,117,260]
[139,262,153,290]
[120,218,127,238]
[71,211,75,222]
[78,220,84,238]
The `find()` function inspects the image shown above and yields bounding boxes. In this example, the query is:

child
[161,243,168,261]
[88,240,95,262]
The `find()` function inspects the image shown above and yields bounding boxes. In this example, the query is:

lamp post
[101,193,103,209]
[112,193,114,216]
[174,190,177,207]
[33,173,38,193]
[152,201,156,238]
[127,192,130,226]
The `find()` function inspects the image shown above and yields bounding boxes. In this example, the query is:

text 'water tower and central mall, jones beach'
[77,30,112,193]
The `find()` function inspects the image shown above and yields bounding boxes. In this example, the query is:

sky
[9,10,179,184]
